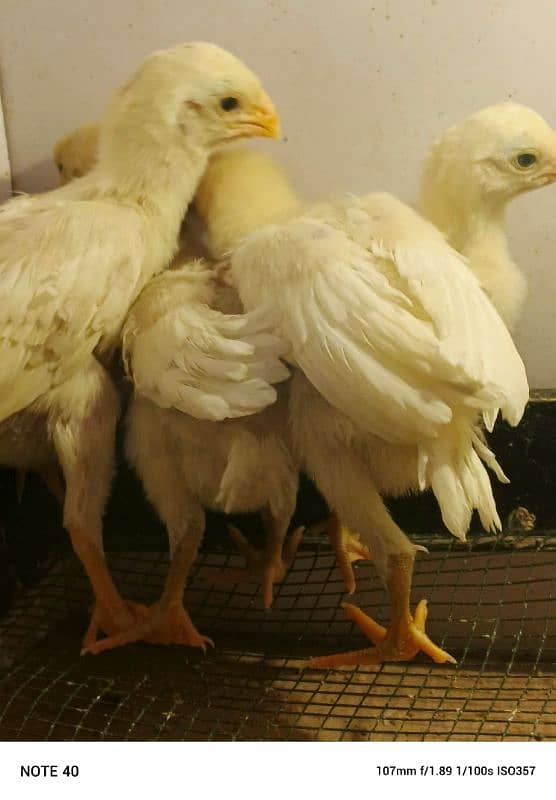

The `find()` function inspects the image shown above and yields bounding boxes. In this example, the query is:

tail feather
[428,424,505,540]
[430,463,472,540]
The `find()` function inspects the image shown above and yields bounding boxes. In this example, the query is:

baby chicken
[318,103,556,597]
[230,189,528,668]
[421,102,556,330]
[0,42,280,653]
[86,149,302,654]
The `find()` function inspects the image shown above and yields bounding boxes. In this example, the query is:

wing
[122,262,289,421]
[0,194,145,421]
[230,195,528,446]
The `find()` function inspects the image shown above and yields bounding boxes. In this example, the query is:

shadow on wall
[11,159,58,194]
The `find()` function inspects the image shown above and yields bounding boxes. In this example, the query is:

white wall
[0,95,10,201]
[1,0,555,385]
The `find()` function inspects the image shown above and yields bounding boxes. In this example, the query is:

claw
[80,599,150,655]
[82,602,212,655]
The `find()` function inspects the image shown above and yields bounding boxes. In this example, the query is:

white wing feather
[231,193,529,539]
[232,195,527,443]
[0,192,145,421]
[122,262,289,421]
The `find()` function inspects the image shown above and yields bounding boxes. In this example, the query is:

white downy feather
[231,192,529,541]
[122,258,289,421]
[0,42,279,430]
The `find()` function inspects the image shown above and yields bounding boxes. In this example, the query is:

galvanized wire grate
[0,536,555,741]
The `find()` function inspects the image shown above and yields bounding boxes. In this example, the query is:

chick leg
[308,550,455,667]
[86,506,213,654]
[15,463,64,507]
[300,447,455,667]
[86,401,212,654]
[205,519,303,609]
[48,361,144,650]
[201,435,300,607]
[311,514,372,594]
[37,463,65,507]
[260,509,304,608]
[145,519,214,650]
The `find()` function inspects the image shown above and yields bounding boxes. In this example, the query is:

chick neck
[96,121,210,253]
[422,177,525,330]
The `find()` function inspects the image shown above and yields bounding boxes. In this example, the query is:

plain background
[0,0,554,386]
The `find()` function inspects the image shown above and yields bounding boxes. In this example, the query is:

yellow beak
[234,92,281,139]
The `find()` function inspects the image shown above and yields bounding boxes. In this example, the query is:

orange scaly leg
[201,524,304,609]
[311,514,372,594]
[84,520,212,655]
[307,552,456,668]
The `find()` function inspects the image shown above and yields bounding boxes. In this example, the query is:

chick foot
[81,599,150,655]
[82,601,213,655]
[202,524,304,608]
[311,515,372,593]
[307,600,456,668]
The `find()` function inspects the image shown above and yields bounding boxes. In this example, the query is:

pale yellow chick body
[0,42,280,653]
[421,102,556,330]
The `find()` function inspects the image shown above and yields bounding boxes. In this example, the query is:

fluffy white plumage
[122,255,289,422]
[232,193,528,542]
[421,102,556,329]
[194,147,303,258]
[0,41,279,650]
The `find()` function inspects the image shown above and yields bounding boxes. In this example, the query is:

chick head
[423,102,556,205]
[102,41,280,157]
[194,148,301,258]
[53,123,99,184]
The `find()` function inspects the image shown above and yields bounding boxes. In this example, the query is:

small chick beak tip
[258,112,281,139]
[248,94,281,139]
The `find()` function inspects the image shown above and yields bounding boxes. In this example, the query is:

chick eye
[516,152,537,169]
[220,96,239,112]
[56,163,63,172]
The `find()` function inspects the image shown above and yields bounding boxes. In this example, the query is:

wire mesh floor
[0,538,555,741]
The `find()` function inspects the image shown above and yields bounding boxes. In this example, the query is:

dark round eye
[56,163,63,172]
[516,152,537,168]
[220,96,239,111]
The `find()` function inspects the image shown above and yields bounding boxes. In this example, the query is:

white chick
[421,102,556,330]
[318,102,556,596]
[230,190,529,668]
[0,42,280,653]
[86,149,302,654]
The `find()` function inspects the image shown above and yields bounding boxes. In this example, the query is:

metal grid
[0,536,555,741]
